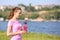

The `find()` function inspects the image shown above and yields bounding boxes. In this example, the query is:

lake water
[0,21,60,35]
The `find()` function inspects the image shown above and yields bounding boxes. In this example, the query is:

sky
[0,0,60,6]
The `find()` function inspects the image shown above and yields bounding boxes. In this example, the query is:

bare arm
[7,26,26,37]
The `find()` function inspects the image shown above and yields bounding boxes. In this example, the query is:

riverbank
[0,31,60,40]
[0,19,60,22]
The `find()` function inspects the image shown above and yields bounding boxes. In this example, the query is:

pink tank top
[8,20,22,40]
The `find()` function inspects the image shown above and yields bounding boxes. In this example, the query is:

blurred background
[0,0,60,40]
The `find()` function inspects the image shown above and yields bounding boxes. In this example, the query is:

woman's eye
[19,13,21,14]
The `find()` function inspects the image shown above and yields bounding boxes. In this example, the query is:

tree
[52,5,60,9]
[18,4,26,7]
[54,11,60,20]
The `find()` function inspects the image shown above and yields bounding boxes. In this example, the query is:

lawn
[0,31,60,40]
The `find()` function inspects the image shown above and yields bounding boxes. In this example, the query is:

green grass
[0,31,60,40]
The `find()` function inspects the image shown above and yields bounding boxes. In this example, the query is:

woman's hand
[18,30,26,34]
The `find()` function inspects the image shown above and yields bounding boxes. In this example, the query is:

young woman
[7,7,26,40]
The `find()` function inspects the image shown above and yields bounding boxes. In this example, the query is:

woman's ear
[14,11,17,15]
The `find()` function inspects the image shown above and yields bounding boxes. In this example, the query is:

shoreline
[0,19,60,22]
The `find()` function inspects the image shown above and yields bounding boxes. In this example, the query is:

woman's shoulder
[8,19,15,26]
[8,19,15,23]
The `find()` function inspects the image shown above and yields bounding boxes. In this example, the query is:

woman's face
[14,10,22,18]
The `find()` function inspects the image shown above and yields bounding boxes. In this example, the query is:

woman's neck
[11,17,18,21]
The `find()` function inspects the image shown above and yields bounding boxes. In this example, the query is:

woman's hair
[8,7,21,20]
